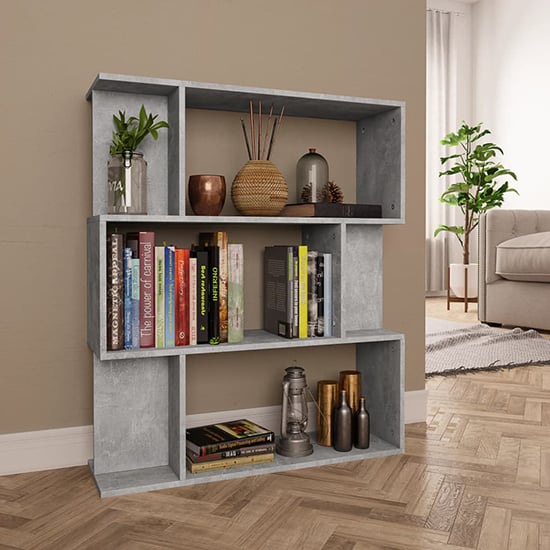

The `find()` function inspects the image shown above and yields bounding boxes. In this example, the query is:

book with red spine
[175,248,190,346]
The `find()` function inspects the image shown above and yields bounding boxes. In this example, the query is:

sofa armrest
[479,209,550,321]
[481,210,550,283]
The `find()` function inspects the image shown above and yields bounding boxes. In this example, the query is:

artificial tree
[435,122,518,265]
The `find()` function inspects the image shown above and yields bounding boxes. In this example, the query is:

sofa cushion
[496,231,550,282]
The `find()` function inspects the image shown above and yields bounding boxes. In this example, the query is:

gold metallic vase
[339,370,361,414]
[316,380,339,446]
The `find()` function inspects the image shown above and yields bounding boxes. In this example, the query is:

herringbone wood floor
[1,300,549,549]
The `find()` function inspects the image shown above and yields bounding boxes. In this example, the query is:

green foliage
[110,104,169,155]
[434,122,518,263]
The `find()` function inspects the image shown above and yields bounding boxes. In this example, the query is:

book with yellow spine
[298,245,308,338]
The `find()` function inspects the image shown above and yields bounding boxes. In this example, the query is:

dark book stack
[185,419,275,473]
[264,245,332,340]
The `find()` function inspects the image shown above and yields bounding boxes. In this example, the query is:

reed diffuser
[231,100,288,216]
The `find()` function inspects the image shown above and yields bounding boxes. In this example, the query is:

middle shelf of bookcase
[88,214,386,358]
[93,328,402,361]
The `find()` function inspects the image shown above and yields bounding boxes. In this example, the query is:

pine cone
[301,183,312,203]
[322,181,344,203]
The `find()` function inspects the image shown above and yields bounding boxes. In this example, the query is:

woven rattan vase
[231,160,288,216]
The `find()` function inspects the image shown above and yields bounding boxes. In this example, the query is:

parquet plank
[447,491,487,548]
[476,505,511,549]
[508,519,539,550]
[425,479,464,532]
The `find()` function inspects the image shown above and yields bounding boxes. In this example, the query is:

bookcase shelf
[87,73,405,497]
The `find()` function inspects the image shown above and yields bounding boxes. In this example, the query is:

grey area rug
[426,317,550,377]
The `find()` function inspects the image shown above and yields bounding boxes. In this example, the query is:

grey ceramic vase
[355,396,370,449]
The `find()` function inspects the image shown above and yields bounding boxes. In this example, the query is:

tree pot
[449,263,478,299]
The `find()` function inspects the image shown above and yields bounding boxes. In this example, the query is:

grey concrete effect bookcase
[86,73,405,497]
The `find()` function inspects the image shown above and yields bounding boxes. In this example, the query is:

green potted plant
[434,122,518,300]
[107,104,169,214]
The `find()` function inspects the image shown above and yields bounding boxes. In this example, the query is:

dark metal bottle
[333,389,352,452]
[355,396,370,449]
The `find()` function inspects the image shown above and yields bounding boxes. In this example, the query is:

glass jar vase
[107,151,147,214]
[296,148,329,203]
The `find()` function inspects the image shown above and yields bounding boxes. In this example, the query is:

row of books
[264,245,332,339]
[185,419,275,473]
[106,231,244,351]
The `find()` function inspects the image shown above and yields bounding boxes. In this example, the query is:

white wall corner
[0,389,426,476]
[404,389,428,424]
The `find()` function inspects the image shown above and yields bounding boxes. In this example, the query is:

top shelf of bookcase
[87,73,405,222]
[87,73,404,121]
[92,214,403,225]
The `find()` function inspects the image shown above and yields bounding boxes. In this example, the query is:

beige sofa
[479,209,550,330]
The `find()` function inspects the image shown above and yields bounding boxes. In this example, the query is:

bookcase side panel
[168,356,186,479]
[167,87,185,215]
[357,339,404,449]
[301,224,343,337]
[356,107,404,221]
[342,225,382,332]
[93,357,170,474]
[87,218,103,356]
[90,90,170,216]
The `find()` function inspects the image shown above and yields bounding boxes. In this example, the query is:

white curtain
[425,9,462,293]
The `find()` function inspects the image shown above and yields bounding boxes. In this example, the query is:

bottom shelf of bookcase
[89,434,402,497]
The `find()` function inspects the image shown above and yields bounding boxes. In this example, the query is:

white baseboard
[0,425,93,476]
[0,390,427,476]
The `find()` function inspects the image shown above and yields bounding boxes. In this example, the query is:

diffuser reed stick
[240,118,252,160]
[241,100,285,161]
[249,100,255,160]
[261,104,274,160]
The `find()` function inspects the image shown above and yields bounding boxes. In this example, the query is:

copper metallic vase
[188,174,226,216]
[317,380,339,446]
[339,370,361,415]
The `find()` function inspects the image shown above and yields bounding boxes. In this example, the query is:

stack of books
[264,245,332,339]
[106,230,245,351]
[185,419,275,473]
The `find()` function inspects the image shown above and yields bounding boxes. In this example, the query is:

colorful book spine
[292,246,299,338]
[186,442,275,463]
[131,257,140,348]
[107,233,124,351]
[155,246,165,348]
[199,232,228,343]
[139,232,155,348]
[228,243,244,343]
[123,247,133,349]
[194,249,209,344]
[164,245,175,347]
[189,256,198,345]
[323,253,332,337]
[307,250,318,337]
[264,246,294,338]
[298,244,308,338]
[208,245,220,345]
[175,248,190,346]
[315,253,324,337]
[186,453,274,473]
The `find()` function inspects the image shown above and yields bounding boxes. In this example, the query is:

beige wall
[0,0,426,433]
